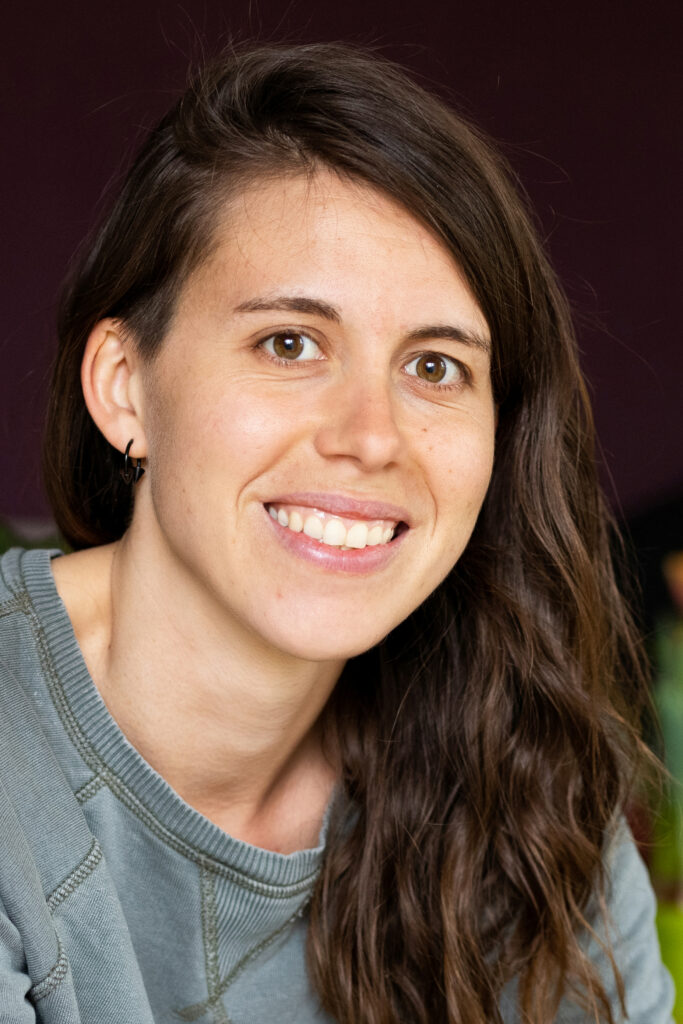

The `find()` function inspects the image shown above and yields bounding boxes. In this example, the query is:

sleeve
[498,822,676,1023]
[556,821,676,1024]
[581,822,676,1023]
[0,898,36,1022]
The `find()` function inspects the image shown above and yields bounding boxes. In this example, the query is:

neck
[52,528,344,852]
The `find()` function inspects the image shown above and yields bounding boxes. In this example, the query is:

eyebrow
[234,295,342,323]
[404,324,490,354]
[233,295,491,354]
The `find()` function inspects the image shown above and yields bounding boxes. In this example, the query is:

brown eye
[272,332,304,359]
[415,354,447,382]
[405,352,462,387]
[260,331,320,362]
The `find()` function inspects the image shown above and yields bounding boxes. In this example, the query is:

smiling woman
[0,42,674,1024]
[87,171,495,662]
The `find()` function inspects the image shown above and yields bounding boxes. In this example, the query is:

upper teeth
[268,504,397,549]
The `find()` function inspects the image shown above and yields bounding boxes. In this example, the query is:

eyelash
[256,330,470,389]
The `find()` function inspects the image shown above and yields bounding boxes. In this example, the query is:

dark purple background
[2,0,681,523]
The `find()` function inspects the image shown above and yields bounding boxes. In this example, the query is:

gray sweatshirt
[0,548,675,1022]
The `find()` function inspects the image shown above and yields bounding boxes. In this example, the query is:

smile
[266,503,398,550]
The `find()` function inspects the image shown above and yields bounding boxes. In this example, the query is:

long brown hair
[44,43,652,1022]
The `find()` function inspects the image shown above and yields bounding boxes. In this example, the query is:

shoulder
[0,547,60,705]
[498,821,675,1024]
[575,821,674,1023]
[0,546,33,604]
[0,545,63,614]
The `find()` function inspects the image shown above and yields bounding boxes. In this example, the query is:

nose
[313,371,404,472]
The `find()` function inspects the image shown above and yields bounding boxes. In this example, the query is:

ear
[81,318,147,459]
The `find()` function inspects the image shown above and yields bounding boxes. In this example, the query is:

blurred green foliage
[0,520,66,555]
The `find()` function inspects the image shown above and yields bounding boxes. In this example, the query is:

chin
[270,623,390,665]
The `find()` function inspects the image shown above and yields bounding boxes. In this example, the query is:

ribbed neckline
[13,547,329,891]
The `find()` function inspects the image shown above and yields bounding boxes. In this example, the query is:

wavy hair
[44,43,652,1022]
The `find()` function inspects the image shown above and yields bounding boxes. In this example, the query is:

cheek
[427,423,495,536]
[208,394,289,457]
[200,383,309,479]
[147,377,302,504]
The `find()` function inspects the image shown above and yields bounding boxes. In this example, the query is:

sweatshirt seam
[179,904,311,1020]
[46,837,104,912]
[216,899,310,999]
[28,938,70,1003]
[74,772,108,804]
[18,582,318,898]
[178,866,311,1022]
[197,865,232,1024]
[0,591,32,620]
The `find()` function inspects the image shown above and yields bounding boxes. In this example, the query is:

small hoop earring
[120,439,145,484]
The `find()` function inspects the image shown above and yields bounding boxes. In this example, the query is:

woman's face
[135,169,496,662]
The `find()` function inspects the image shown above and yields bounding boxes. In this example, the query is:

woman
[0,43,674,1023]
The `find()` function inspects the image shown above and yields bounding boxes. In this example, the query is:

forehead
[176,168,488,342]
